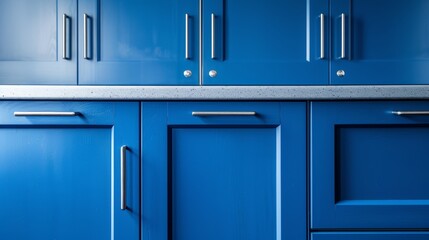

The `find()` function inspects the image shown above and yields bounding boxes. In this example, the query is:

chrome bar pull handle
[120,145,127,211]
[62,14,69,60]
[185,14,190,59]
[340,13,346,59]
[320,14,325,59]
[83,13,89,59]
[192,111,257,116]
[211,13,216,59]
[14,112,78,117]
[392,111,429,116]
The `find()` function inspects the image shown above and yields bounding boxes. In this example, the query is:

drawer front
[313,232,429,240]
[312,101,429,229]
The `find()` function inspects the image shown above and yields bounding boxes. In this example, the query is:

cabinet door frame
[311,101,429,229]
[142,101,307,240]
[0,101,140,239]
[330,0,429,85]
[0,0,77,84]
[202,0,329,85]
[78,0,199,85]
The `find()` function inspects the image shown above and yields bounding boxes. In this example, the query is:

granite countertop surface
[0,85,428,100]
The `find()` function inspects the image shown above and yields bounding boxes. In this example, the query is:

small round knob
[183,70,192,78]
[337,70,345,77]
[209,70,218,78]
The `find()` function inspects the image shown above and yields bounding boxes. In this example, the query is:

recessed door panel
[171,127,277,240]
[0,128,111,239]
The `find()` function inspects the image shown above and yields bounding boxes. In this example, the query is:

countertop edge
[0,85,428,100]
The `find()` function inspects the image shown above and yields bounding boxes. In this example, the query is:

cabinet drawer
[166,102,284,124]
[311,101,429,229]
[312,232,429,240]
[0,101,129,124]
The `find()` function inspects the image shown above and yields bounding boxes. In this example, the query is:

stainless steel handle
[14,112,78,116]
[211,13,216,59]
[62,14,69,60]
[340,13,346,59]
[392,111,429,116]
[320,14,325,59]
[185,14,190,59]
[192,111,257,116]
[120,145,127,211]
[83,13,89,59]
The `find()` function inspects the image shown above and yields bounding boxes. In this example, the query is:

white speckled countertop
[0,85,428,100]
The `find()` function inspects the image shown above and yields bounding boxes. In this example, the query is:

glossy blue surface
[79,0,198,85]
[203,0,328,85]
[0,0,77,84]
[0,101,140,239]
[313,232,429,240]
[142,102,307,239]
[311,101,429,229]
[331,0,429,84]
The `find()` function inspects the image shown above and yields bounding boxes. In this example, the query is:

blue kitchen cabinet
[0,0,77,84]
[142,102,306,240]
[203,0,328,85]
[0,101,140,239]
[79,0,198,85]
[330,0,429,84]
[313,232,429,240]
[311,101,429,229]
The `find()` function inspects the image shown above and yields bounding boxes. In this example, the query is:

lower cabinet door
[142,102,307,240]
[311,101,429,229]
[312,232,429,240]
[0,101,140,240]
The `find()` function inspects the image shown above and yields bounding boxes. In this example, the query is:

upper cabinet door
[79,0,198,85]
[331,0,429,84]
[0,0,77,84]
[202,0,328,85]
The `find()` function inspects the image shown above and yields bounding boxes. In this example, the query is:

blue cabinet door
[0,0,77,84]
[142,102,306,240]
[0,101,139,239]
[313,232,429,240]
[79,0,198,85]
[312,101,429,229]
[331,0,429,84]
[202,0,328,85]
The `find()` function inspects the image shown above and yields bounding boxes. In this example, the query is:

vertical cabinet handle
[340,13,346,59]
[185,14,190,59]
[120,145,127,211]
[83,13,89,59]
[211,13,216,59]
[320,13,325,59]
[62,14,69,60]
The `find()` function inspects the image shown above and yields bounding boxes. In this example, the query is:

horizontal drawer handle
[14,112,79,117]
[392,111,429,116]
[192,111,257,116]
